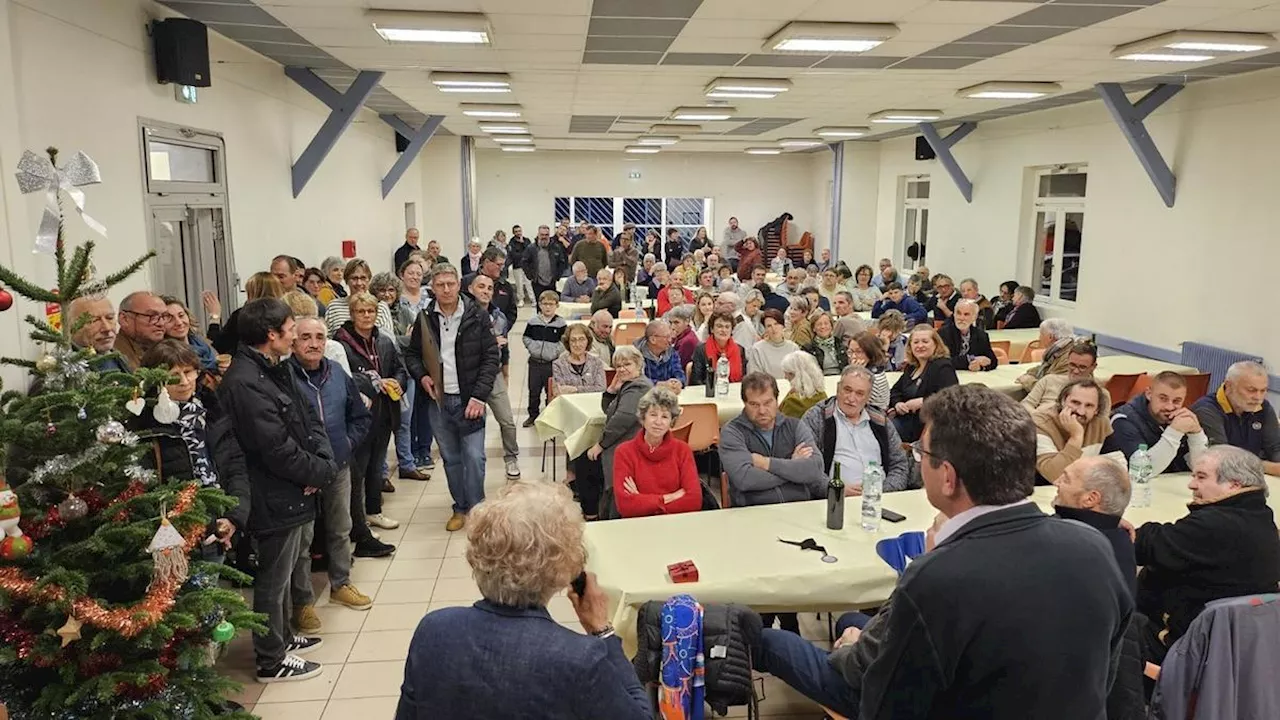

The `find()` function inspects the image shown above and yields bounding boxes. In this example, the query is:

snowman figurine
[0,476,33,560]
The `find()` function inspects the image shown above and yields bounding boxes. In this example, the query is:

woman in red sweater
[613,386,703,518]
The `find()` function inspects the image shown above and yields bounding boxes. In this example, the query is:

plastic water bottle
[861,461,884,532]
[826,462,845,530]
[715,355,730,396]
[1130,444,1153,508]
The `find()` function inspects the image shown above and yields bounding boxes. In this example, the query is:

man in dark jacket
[507,224,534,306]
[405,263,501,533]
[1133,445,1280,665]
[801,366,911,492]
[870,283,927,326]
[937,299,998,372]
[521,226,568,299]
[1000,285,1042,329]
[1191,360,1280,476]
[289,316,388,637]
[218,298,338,684]
[1103,371,1208,474]
[923,273,958,324]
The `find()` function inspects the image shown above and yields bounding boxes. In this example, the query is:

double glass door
[149,203,236,330]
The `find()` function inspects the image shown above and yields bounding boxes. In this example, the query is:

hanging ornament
[124,395,145,417]
[0,286,11,312]
[147,516,189,588]
[56,616,83,647]
[0,477,33,560]
[95,419,127,444]
[152,386,179,424]
[77,406,87,421]
[44,421,56,437]
[57,495,88,521]
[211,620,235,643]
[34,354,57,373]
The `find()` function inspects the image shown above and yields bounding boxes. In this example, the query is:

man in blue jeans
[405,262,500,532]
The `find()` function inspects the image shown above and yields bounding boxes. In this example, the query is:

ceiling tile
[479,0,591,13]
[691,0,821,21]
[208,23,310,44]
[591,0,704,19]
[957,24,1074,44]
[1052,0,1162,5]
[737,53,824,67]
[676,17,787,38]
[919,42,1026,58]
[661,51,748,65]
[585,35,676,52]
[814,55,904,68]
[582,50,665,64]
[161,1,284,26]
[999,3,1143,27]
[898,1,1039,25]
[588,17,688,35]
[723,117,803,135]
[890,56,982,69]
[489,14,590,35]
[258,5,362,29]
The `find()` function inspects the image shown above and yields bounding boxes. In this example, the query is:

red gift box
[667,560,699,584]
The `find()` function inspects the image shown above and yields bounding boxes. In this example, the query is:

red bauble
[1,535,33,560]
[0,288,12,312]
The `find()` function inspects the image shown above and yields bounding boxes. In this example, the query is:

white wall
[842,69,1279,366]
[0,0,425,375]
[474,149,828,246]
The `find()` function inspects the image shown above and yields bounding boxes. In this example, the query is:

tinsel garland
[25,480,147,540]
[0,483,200,638]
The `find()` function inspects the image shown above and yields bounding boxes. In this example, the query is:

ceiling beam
[1095,82,1182,208]
[380,114,444,199]
[919,122,977,203]
[285,66,384,198]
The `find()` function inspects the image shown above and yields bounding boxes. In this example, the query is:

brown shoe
[445,512,466,532]
[382,479,396,493]
[399,467,430,481]
[292,604,322,633]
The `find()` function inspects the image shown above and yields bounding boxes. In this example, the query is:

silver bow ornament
[14,150,108,253]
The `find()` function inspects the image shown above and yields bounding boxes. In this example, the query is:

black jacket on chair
[1001,302,1042,329]
[217,345,337,535]
[859,503,1135,720]
[937,322,998,372]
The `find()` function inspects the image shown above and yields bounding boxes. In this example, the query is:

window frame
[1027,165,1087,306]
[899,175,930,270]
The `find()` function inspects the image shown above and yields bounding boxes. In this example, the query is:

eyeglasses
[123,309,173,325]
[910,441,940,464]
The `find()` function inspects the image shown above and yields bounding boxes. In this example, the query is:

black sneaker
[256,654,322,683]
[353,538,396,558]
[521,416,537,428]
[285,635,324,655]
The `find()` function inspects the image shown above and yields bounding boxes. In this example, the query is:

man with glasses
[115,291,170,371]
[632,319,684,393]
[924,273,958,325]
[1021,340,1109,413]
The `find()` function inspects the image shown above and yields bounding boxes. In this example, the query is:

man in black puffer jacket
[405,263,500,533]
[219,298,337,685]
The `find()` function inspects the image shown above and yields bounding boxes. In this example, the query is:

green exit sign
[629,171,641,179]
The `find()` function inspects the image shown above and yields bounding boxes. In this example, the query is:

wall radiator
[1179,342,1264,395]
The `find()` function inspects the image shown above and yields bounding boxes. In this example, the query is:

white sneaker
[505,460,521,478]
[367,513,400,530]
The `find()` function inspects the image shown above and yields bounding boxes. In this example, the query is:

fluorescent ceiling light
[957,81,1062,100]
[745,147,782,155]
[637,135,679,146]
[368,10,491,45]
[478,122,529,134]
[492,136,533,144]
[707,91,778,99]
[501,146,536,152]
[1112,30,1274,61]
[766,22,897,54]
[460,103,522,118]
[625,145,661,154]
[869,109,942,123]
[815,126,869,138]
[430,72,511,93]
[704,78,791,99]
[650,123,701,134]
[671,106,736,121]
[778,138,825,148]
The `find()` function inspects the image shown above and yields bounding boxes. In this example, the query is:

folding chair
[1129,373,1151,402]
[1105,373,1143,406]
[612,321,646,347]
[719,471,731,509]
[1181,372,1212,405]
[1030,348,1045,362]
[671,421,693,443]
[993,347,1010,366]
[989,340,1011,361]
[1018,339,1043,364]
[540,378,559,478]
[604,368,617,386]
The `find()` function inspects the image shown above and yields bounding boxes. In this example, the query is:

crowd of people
[45,215,1279,716]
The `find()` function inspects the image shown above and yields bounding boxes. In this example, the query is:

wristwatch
[589,623,616,640]
[209,314,221,323]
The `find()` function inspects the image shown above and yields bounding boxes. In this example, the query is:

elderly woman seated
[396,482,651,719]
[689,312,749,386]
[613,387,703,518]
[585,345,653,519]
[803,312,847,376]
[779,350,829,418]
[785,296,814,346]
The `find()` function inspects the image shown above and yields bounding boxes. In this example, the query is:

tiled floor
[217,304,831,719]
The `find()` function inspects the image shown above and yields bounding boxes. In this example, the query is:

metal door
[148,204,236,330]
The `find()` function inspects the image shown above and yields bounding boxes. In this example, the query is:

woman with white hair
[396,482,652,718]
[461,237,485,276]
[743,288,766,336]
[779,351,828,418]
[318,256,347,306]
[585,345,653,519]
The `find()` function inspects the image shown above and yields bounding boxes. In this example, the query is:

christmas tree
[0,148,262,718]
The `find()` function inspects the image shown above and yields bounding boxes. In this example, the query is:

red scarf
[704,335,743,382]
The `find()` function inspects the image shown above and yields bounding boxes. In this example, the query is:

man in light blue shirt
[802,366,910,491]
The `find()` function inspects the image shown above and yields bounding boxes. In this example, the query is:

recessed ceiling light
[478,122,529,134]
[492,136,533,144]
[625,145,661,154]
[766,22,898,54]
[650,123,702,134]
[501,146,536,152]
[671,106,736,121]
[704,78,791,99]
[637,135,679,146]
[1113,30,1274,61]
[778,138,825,148]
[368,10,492,44]
[957,81,1062,100]
[460,103,522,118]
[745,147,782,155]
[430,72,511,93]
[814,126,869,138]
[869,109,942,124]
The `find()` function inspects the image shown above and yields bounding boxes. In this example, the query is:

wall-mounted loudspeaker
[915,136,936,161]
[152,18,211,88]
[395,132,410,153]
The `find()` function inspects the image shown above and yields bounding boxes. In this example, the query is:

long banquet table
[534,355,1199,459]
[586,474,1278,655]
